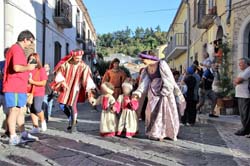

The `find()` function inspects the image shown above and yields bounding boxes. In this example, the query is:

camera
[29,59,37,64]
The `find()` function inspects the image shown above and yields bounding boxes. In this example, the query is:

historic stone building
[0,0,97,67]
[166,0,250,75]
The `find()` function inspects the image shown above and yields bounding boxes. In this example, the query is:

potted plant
[217,41,235,113]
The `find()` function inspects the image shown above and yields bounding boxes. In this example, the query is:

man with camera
[3,30,38,145]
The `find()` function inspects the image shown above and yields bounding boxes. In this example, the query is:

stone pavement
[0,103,249,166]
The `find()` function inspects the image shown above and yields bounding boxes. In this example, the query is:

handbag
[27,70,40,106]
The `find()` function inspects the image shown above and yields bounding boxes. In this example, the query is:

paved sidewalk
[0,103,249,166]
[198,114,250,166]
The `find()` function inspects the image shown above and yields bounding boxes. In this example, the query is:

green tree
[97,25,167,57]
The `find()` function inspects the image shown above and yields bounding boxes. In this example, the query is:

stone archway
[238,15,250,59]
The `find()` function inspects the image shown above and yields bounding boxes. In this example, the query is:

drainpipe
[42,0,46,64]
[226,0,232,25]
[3,0,6,51]
[184,0,191,67]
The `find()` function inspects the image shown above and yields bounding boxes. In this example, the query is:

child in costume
[90,82,118,137]
[116,81,139,138]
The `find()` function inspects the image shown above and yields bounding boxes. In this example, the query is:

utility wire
[144,8,178,13]
[91,8,178,20]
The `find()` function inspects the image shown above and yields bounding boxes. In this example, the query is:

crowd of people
[1,30,250,146]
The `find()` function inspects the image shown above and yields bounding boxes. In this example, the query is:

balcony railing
[53,0,72,28]
[197,2,217,29]
[165,33,187,59]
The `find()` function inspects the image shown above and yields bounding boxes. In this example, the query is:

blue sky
[84,0,181,34]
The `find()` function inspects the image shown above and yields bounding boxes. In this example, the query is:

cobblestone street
[0,103,250,166]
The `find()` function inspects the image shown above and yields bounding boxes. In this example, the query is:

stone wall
[232,0,250,73]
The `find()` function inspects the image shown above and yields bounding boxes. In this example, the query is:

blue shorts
[5,93,27,108]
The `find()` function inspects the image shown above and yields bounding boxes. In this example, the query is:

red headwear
[54,49,84,72]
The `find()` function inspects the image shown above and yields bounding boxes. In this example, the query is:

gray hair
[239,57,250,66]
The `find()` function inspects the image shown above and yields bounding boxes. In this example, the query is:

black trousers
[182,100,198,124]
[238,98,250,134]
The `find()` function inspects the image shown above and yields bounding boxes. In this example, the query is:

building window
[88,30,90,40]
[193,0,198,25]
[54,41,61,67]
[76,9,80,38]
[208,0,216,15]
[66,43,69,55]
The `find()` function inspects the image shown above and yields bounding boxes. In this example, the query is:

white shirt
[235,67,250,98]
[202,58,212,71]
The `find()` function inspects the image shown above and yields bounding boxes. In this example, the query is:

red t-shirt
[3,44,29,93]
[29,68,48,97]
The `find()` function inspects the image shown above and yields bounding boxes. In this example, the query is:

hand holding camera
[28,59,37,70]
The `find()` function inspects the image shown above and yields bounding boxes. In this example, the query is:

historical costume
[135,68,147,120]
[102,58,127,99]
[90,82,118,137]
[52,49,96,132]
[133,53,186,141]
[116,81,139,138]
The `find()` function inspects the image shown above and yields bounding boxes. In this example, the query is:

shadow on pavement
[7,155,43,166]
[0,160,16,166]
[22,133,164,166]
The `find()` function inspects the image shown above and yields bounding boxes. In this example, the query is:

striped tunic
[57,60,95,106]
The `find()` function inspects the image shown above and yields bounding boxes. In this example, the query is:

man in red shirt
[3,30,37,145]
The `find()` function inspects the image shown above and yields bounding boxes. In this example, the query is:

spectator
[43,64,55,121]
[0,48,9,137]
[193,60,203,78]
[234,57,250,136]
[181,67,198,126]
[102,58,127,99]
[173,70,180,83]
[192,64,201,105]
[3,30,38,145]
[27,53,48,134]
[200,52,212,71]
[197,63,218,117]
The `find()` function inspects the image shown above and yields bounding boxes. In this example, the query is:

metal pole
[42,0,46,65]
[3,0,6,51]
[186,0,191,67]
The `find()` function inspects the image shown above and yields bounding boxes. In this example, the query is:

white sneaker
[30,127,40,134]
[9,135,21,146]
[21,132,39,142]
[41,121,47,132]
